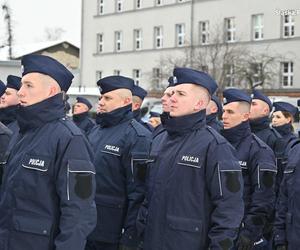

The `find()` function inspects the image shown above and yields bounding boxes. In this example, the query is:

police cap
[6,75,21,90]
[76,96,92,110]
[0,80,6,97]
[21,54,74,92]
[251,89,272,111]
[223,88,251,105]
[211,95,222,115]
[132,85,147,100]
[168,67,217,95]
[273,101,298,116]
[150,111,161,118]
[97,75,134,95]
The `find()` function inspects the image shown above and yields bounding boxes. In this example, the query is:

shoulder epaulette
[59,117,82,136]
[252,134,268,148]
[270,127,282,138]
[207,126,226,144]
[130,119,150,137]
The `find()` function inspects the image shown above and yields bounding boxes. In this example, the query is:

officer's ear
[242,112,250,121]
[48,84,61,97]
[194,99,204,111]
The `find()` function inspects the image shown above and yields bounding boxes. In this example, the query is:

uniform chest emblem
[181,155,199,163]
[104,144,120,153]
[28,158,45,167]
[239,161,247,167]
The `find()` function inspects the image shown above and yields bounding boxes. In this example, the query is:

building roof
[0,40,79,61]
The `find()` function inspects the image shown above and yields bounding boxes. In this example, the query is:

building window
[96,71,102,81]
[135,0,141,9]
[97,33,104,53]
[152,68,161,89]
[199,21,209,45]
[252,14,264,40]
[155,0,162,6]
[98,0,104,14]
[134,29,142,50]
[281,62,293,87]
[224,64,235,87]
[115,31,122,52]
[116,0,123,12]
[282,15,295,38]
[251,63,262,84]
[154,26,163,49]
[133,69,141,85]
[224,17,236,43]
[114,70,121,75]
[176,24,185,47]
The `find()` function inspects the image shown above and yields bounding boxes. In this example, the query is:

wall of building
[81,0,300,91]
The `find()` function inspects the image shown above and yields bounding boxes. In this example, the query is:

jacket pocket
[95,194,126,235]
[10,214,53,250]
[165,215,203,250]
[67,159,95,201]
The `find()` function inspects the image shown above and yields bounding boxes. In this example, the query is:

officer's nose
[17,86,25,98]
[170,95,176,103]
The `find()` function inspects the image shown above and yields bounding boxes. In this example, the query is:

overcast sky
[0,0,81,47]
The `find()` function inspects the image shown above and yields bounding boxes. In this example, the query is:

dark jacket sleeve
[206,140,244,249]
[120,127,151,247]
[274,145,298,246]
[240,144,276,242]
[54,134,97,250]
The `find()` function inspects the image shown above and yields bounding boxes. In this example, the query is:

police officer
[132,85,153,131]
[221,88,276,250]
[249,90,281,151]
[271,102,298,198]
[142,67,244,250]
[0,80,12,186]
[274,140,300,249]
[0,80,7,108]
[206,94,223,132]
[0,55,97,250]
[86,75,151,250]
[0,75,21,135]
[73,96,95,134]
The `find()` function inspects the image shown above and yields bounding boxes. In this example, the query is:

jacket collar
[221,121,252,145]
[96,104,133,128]
[249,116,270,132]
[73,111,89,122]
[0,105,19,125]
[273,123,293,137]
[164,109,207,136]
[16,93,65,134]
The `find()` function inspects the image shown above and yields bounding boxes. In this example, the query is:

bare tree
[151,24,283,94]
[44,27,65,41]
[1,3,13,59]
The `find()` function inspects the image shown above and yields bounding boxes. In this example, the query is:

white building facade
[80,0,300,91]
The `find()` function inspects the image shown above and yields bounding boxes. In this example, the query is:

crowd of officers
[0,54,300,250]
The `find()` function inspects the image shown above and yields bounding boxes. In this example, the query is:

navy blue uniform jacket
[143,110,244,250]
[0,94,97,250]
[87,105,151,247]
